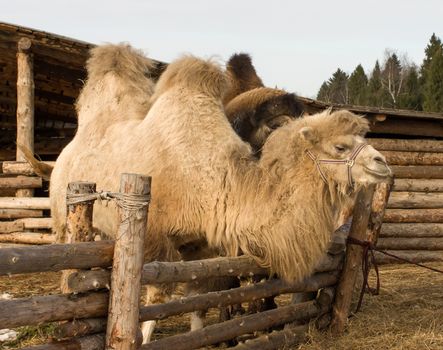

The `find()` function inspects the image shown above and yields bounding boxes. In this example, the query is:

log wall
[369,138,443,264]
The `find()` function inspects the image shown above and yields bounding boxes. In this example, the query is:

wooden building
[0,23,442,260]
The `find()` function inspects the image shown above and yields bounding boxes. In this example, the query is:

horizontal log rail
[0,197,50,210]
[376,237,443,250]
[391,166,443,179]
[140,271,339,321]
[0,292,108,329]
[384,209,443,223]
[66,253,343,293]
[382,151,443,166]
[368,138,443,153]
[0,176,42,189]
[0,208,43,219]
[0,241,114,275]
[0,218,52,233]
[0,232,55,244]
[388,192,443,209]
[2,161,55,176]
[141,300,329,350]
[393,179,443,192]
[380,223,443,238]
[54,318,106,340]
[374,250,443,264]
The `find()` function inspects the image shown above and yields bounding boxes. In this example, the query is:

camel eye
[335,145,346,152]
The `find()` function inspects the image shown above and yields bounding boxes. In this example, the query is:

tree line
[317,33,443,113]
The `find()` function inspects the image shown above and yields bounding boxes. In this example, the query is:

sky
[3,0,443,98]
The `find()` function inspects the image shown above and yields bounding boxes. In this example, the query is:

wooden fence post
[106,173,151,350]
[60,182,96,293]
[367,182,393,245]
[330,185,375,334]
[16,37,35,198]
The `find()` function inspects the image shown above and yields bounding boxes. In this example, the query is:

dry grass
[0,264,442,349]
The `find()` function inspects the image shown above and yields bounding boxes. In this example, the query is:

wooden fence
[0,175,390,349]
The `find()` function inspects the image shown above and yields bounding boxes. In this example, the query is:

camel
[50,51,391,342]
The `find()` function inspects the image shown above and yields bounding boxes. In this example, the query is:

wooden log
[141,301,328,350]
[393,179,443,192]
[368,118,443,138]
[388,192,443,209]
[54,318,106,340]
[140,271,338,322]
[16,37,34,198]
[0,208,43,219]
[368,138,443,153]
[0,197,50,209]
[18,217,52,229]
[382,151,443,166]
[367,182,392,244]
[374,250,443,264]
[331,185,375,334]
[231,325,308,350]
[384,209,443,223]
[0,220,24,233]
[391,166,443,179]
[0,240,114,276]
[380,223,443,238]
[0,292,108,329]
[0,176,42,189]
[2,161,55,176]
[20,334,105,350]
[67,269,111,292]
[0,232,55,244]
[61,182,96,293]
[376,237,443,250]
[0,218,52,233]
[106,173,151,350]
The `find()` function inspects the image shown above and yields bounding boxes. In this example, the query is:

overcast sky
[3,0,442,97]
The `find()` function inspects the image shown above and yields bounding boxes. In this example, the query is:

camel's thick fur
[51,53,390,283]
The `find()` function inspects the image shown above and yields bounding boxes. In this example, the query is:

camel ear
[299,126,317,144]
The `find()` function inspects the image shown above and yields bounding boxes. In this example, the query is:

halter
[306,143,368,190]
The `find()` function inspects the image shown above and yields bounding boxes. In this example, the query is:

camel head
[299,109,392,189]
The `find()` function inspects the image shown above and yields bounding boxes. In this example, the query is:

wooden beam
[0,240,114,276]
[16,37,35,198]
[393,179,443,192]
[0,232,55,244]
[0,197,50,209]
[368,138,443,153]
[382,151,443,166]
[0,208,43,219]
[380,223,443,238]
[368,117,443,138]
[384,209,443,223]
[391,166,443,179]
[2,161,55,175]
[0,176,42,189]
[377,237,443,250]
[388,192,443,209]
[54,318,106,340]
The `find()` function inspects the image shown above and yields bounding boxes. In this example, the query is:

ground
[0,263,442,349]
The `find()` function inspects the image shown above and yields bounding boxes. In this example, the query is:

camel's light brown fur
[51,51,390,283]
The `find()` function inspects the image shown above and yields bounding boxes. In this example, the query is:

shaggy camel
[50,53,391,341]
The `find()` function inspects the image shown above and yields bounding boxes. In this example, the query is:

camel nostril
[374,156,386,164]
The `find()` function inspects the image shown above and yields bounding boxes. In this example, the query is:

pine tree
[367,61,383,107]
[398,65,422,110]
[348,64,368,106]
[317,81,331,102]
[423,47,443,112]
[327,68,349,104]
[420,33,443,83]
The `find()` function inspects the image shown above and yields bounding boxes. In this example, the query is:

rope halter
[306,142,368,190]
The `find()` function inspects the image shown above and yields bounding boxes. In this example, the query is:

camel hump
[224,53,264,104]
[153,56,228,100]
[86,43,155,82]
